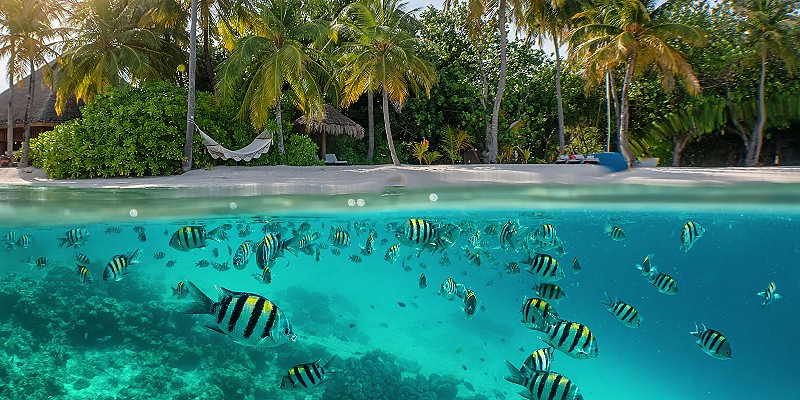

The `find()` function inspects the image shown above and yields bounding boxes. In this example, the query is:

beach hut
[293,104,365,160]
[0,66,82,156]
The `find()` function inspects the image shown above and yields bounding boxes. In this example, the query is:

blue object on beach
[590,152,628,172]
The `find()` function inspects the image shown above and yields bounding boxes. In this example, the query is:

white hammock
[194,122,274,162]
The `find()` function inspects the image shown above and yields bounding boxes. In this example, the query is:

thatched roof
[294,104,364,139]
[0,66,82,128]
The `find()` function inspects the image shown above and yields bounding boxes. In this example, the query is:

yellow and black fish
[635,254,655,275]
[419,273,427,289]
[505,362,584,400]
[520,297,560,330]
[349,255,362,263]
[256,233,291,269]
[680,221,705,252]
[77,265,93,284]
[27,256,49,270]
[757,282,782,308]
[395,219,437,249]
[58,228,90,249]
[505,262,521,275]
[464,290,478,319]
[169,226,226,251]
[499,220,522,250]
[644,267,678,295]
[328,227,351,248]
[524,252,564,282]
[253,265,272,284]
[439,277,466,300]
[15,234,31,248]
[604,225,626,241]
[690,323,731,360]
[522,346,554,373]
[464,247,481,266]
[75,253,91,266]
[601,293,640,328]
[103,249,143,281]
[183,281,296,347]
[153,251,166,260]
[172,281,189,298]
[280,356,339,389]
[384,244,400,263]
[533,283,566,303]
[538,320,599,359]
[360,233,375,256]
[233,241,253,270]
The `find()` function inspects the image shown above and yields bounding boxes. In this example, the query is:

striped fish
[253,265,272,284]
[233,241,253,270]
[680,221,705,252]
[506,262,521,275]
[756,282,782,308]
[439,277,466,300]
[295,232,321,255]
[690,323,732,360]
[280,356,339,389]
[504,362,584,400]
[635,254,655,275]
[533,283,566,303]
[153,251,166,260]
[522,347,554,373]
[499,220,522,250]
[3,230,18,244]
[77,265,93,284]
[102,249,142,281]
[464,290,478,319]
[328,227,351,248]
[521,297,561,330]
[571,257,581,274]
[360,233,375,255]
[105,227,122,234]
[384,244,400,263]
[538,320,599,359]
[468,230,481,248]
[58,228,91,249]
[75,253,91,266]
[524,253,564,282]
[601,293,640,328]
[183,281,296,347]
[169,226,225,251]
[256,233,290,269]
[604,225,626,241]
[15,234,31,248]
[533,224,558,244]
[172,281,188,298]
[28,256,49,269]
[395,219,437,249]
[645,268,678,295]
[419,273,427,289]
[464,247,481,266]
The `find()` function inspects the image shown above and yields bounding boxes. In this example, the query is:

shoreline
[2,165,800,194]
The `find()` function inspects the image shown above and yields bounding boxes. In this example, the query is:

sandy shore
[3,165,800,194]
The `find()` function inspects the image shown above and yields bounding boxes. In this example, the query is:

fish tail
[324,354,341,373]
[182,280,214,314]
[57,237,68,248]
[689,323,700,337]
[503,360,524,385]
[600,292,614,307]
[207,226,226,242]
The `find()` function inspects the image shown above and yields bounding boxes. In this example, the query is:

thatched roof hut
[293,104,364,158]
[0,66,82,155]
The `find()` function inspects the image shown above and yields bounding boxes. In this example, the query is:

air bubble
[129,209,138,217]
[356,199,365,206]
[429,193,438,202]
[347,199,356,207]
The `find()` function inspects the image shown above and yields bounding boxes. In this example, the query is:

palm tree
[337,0,437,165]
[216,0,330,156]
[0,0,63,166]
[334,0,420,162]
[732,0,798,166]
[52,0,184,115]
[517,0,582,153]
[569,0,706,166]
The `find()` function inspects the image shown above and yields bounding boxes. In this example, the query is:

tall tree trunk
[367,89,375,162]
[20,59,34,167]
[609,71,621,150]
[618,50,636,167]
[672,136,687,167]
[203,27,214,89]
[6,73,13,159]
[486,0,507,163]
[747,50,767,167]
[276,99,285,156]
[473,37,491,151]
[383,90,400,166]
[554,34,565,153]
[605,71,612,152]
[183,0,199,173]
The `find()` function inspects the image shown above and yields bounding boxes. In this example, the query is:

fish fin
[517,390,533,400]
[756,291,766,297]
[205,325,227,335]
[600,292,614,307]
[774,293,782,299]
[689,323,701,337]
[503,360,523,385]
[57,237,68,248]
[182,280,214,314]
[214,285,235,300]
[206,226,225,242]
[323,354,340,372]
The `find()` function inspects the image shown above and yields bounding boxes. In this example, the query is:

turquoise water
[1,184,798,399]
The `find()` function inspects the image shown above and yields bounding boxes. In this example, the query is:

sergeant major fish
[504,362,584,400]
[604,225,626,241]
[233,241,253,270]
[690,323,732,360]
[172,282,189,299]
[463,290,478,319]
[520,297,561,330]
[439,277,467,300]
[499,220,523,251]
[533,283,566,303]
[280,356,339,389]
[680,221,705,252]
[183,281,296,347]
[328,227,351,248]
[103,249,143,281]
[419,273,427,289]
[538,320,599,359]
[756,282,782,308]
[522,346,554,373]
[77,265,93,284]
[384,244,400,263]
[524,252,564,282]
[637,265,678,295]
[395,219,437,250]
[601,293,641,328]
[360,233,375,256]
[58,228,90,248]
[169,226,226,251]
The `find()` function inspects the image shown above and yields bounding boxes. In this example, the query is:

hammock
[194,122,274,162]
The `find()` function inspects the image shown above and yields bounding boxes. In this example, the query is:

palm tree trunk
[747,50,767,167]
[672,136,687,167]
[367,89,375,162]
[609,71,620,150]
[183,0,199,173]
[20,58,34,167]
[618,50,636,166]
[383,90,400,166]
[203,27,214,88]
[554,34,565,153]
[276,99,285,156]
[487,0,507,163]
[6,74,13,159]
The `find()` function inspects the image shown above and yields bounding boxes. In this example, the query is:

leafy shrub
[331,134,409,165]
[31,81,319,178]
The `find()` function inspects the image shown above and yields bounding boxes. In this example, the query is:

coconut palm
[216,0,330,156]
[732,0,798,166]
[337,0,436,166]
[52,0,184,115]
[569,0,707,166]
[0,0,64,166]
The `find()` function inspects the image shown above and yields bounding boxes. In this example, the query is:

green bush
[31,81,320,178]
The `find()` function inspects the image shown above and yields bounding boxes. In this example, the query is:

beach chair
[325,154,348,165]
[589,152,628,172]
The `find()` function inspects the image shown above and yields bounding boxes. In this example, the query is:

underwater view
[0,185,798,400]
